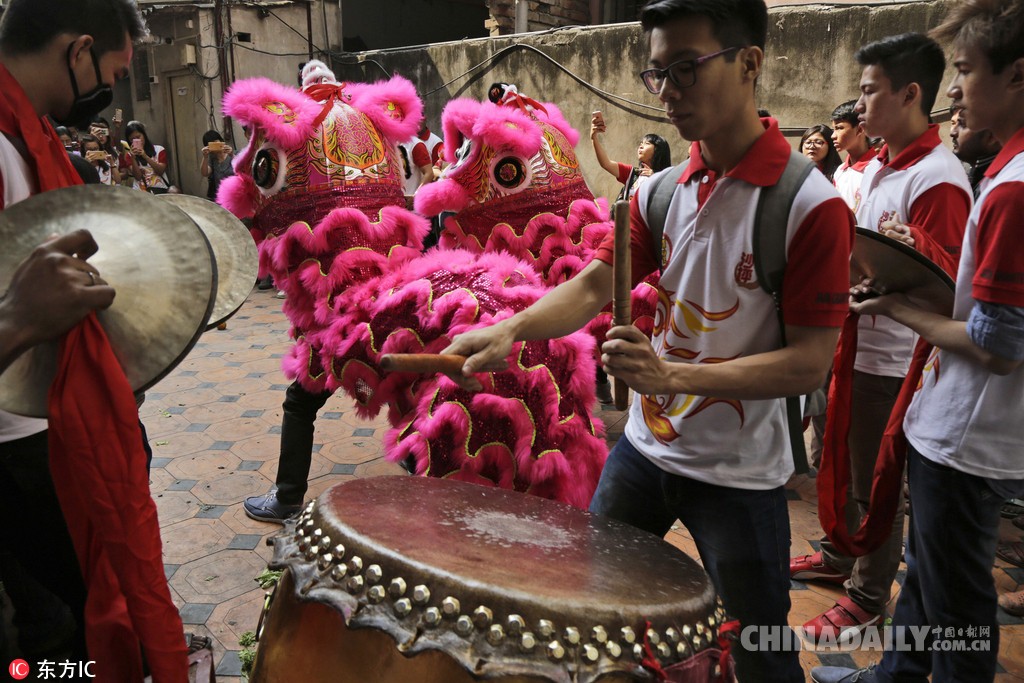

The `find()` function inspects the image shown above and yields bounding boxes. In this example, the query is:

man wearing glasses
[443,1,853,679]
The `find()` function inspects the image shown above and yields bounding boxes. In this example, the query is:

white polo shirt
[854,125,972,377]
[0,133,48,443]
[594,119,854,490]
[905,127,1024,479]
[833,147,876,212]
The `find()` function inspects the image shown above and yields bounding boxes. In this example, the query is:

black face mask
[56,42,113,128]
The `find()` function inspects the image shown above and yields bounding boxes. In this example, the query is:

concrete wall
[331,0,957,204]
[120,1,340,196]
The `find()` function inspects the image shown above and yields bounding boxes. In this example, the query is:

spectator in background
[200,129,234,201]
[80,133,119,185]
[88,115,123,185]
[398,128,435,197]
[590,110,672,200]
[801,124,842,182]
[950,104,1001,199]
[831,99,877,210]
[55,126,78,155]
[125,120,169,193]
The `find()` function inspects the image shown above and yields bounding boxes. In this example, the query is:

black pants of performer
[0,430,88,660]
[274,381,332,506]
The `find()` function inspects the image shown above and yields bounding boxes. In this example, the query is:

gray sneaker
[243,490,302,524]
[810,665,880,683]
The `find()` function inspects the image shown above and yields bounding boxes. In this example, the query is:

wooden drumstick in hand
[611,200,631,411]
[380,353,468,375]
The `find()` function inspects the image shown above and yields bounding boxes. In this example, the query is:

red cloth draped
[0,65,82,196]
[818,228,957,556]
[47,314,188,682]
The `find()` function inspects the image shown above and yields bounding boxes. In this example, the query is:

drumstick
[611,200,631,411]
[380,353,468,375]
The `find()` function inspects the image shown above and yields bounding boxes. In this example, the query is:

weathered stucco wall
[331,0,957,204]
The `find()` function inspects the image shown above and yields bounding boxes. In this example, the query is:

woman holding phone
[79,134,120,186]
[200,130,234,200]
[125,121,170,193]
[589,110,672,201]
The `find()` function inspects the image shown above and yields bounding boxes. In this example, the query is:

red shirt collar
[985,126,1024,178]
[876,124,941,171]
[840,146,877,172]
[678,117,789,186]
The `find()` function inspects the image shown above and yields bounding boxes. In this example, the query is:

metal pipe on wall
[515,0,528,33]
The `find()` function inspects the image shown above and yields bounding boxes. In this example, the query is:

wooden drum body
[251,477,731,682]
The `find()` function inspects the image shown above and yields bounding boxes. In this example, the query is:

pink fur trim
[471,103,542,158]
[346,75,423,144]
[413,175,471,217]
[215,174,257,219]
[439,98,480,164]
[222,78,324,148]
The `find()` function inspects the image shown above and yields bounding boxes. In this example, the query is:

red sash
[48,314,188,681]
[818,227,956,556]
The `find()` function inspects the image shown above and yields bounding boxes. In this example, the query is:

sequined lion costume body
[218,67,605,507]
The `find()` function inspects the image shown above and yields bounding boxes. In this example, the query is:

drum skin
[250,477,729,682]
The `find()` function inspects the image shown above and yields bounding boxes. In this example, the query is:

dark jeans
[589,436,802,683]
[274,381,331,505]
[0,430,88,660]
[877,446,1004,682]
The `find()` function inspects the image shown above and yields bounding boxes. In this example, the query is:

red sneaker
[790,551,850,585]
[801,597,882,643]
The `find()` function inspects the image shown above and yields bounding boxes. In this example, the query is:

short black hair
[831,100,860,126]
[202,130,225,146]
[640,0,768,51]
[855,33,945,116]
[0,0,147,57]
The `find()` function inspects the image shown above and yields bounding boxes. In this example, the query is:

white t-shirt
[854,128,971,377]
[904,131,1024,479]
[0,133,49,443]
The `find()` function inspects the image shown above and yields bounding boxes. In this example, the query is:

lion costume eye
[252,149,280,189]
[494,157,525,189]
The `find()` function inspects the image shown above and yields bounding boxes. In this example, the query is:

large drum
[251,476,731,682]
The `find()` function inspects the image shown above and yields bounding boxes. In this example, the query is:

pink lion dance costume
[416,83,659,344]
[218,68,606,507]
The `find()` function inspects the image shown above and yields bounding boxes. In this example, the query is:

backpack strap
[644,151,817,475]
[645,162,688,273]
[752,150,816,474]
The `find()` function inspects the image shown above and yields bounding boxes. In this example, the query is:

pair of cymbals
[0,186,258,417]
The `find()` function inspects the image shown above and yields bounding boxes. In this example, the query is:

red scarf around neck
[0,63,82,194]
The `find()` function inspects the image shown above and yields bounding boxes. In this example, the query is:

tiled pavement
[143,287,1024,681]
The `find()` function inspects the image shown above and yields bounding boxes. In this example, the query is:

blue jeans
[877,446,1004,682]
[589,436,802,683]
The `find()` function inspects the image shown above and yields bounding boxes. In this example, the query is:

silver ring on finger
[87,271,96,287]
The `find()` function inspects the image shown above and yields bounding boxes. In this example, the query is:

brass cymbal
[0,185,216,417]
[851,227,955,315]
[160,194,258,330]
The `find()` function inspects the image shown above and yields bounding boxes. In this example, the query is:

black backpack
[643,150,818,474]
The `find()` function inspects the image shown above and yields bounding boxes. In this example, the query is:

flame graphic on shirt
[643,291,743,444]
[917,347,942,391]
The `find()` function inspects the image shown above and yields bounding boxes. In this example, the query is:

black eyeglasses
[640,46,742,94]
